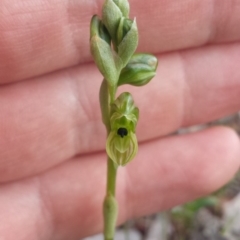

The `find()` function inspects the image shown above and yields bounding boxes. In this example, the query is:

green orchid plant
[90,0,158,239]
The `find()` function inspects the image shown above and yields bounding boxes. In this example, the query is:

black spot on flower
[117,128,128,138]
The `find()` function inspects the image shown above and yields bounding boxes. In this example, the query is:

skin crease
[0,0,240,239]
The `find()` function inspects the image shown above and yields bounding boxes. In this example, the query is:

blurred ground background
[84,112,240,240]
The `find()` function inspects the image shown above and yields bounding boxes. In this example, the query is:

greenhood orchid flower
[106,92,139,166]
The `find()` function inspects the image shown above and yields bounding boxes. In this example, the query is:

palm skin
[0,0,240,239]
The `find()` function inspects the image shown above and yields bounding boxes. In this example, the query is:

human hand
[0,0,240,239]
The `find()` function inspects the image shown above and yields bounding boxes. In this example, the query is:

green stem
[100,79,118,240]
[103,158,118,240]
[106,157,117,196]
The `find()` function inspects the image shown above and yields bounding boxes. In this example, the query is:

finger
[0,43,240,182]
[1,0,240,82]
[0,127,239,239]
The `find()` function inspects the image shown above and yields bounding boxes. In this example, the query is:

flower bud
[90,15,122,87]
[106,92,139,166]
[113,0,129,17]
[117,17,132,45]
[90,15,111,44]
[118,53,158,86]
[102,0,123,43]
[117,19,138,67]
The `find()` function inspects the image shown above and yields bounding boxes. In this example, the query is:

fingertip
[189,126,240,195]
[119,126,240,222]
